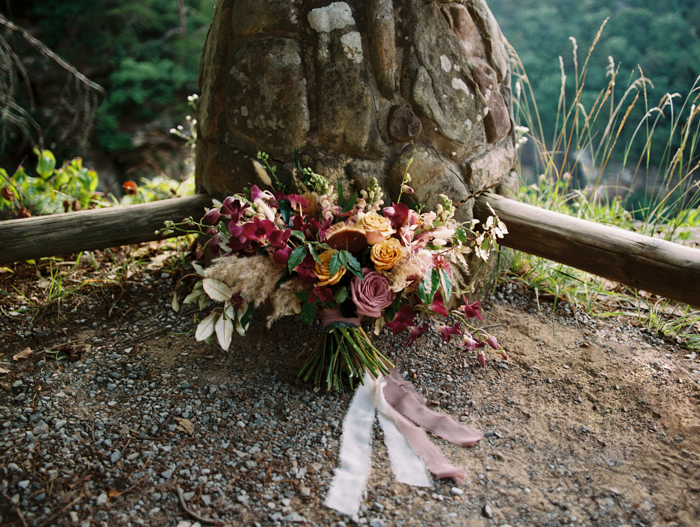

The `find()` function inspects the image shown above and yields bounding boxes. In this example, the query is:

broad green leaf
[344,252,363,280]
[191,262,205,276]
[334,287,348,304]
[337,181,344,207]
[329,251,342,277]
[215,312,233,351]
[198,293,208,310]
[440,269,453,303]
[240,302,255,328]
[290,230,305,242]
[418,270,440,305]
[203,278,232,302]
[295,291,311,302]
[275,273,292,290]
[36,150,56,179]
[341,191,358,213]
[301,301,317,325]
[195,311,218,341]
[279,199,292,226]
[288,245,307,274]
[307,243,321,264]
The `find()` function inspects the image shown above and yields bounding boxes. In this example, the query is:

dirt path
[1,254,699,526]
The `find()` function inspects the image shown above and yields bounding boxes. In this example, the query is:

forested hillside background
[489,0,700,171]
[1,0,699,192]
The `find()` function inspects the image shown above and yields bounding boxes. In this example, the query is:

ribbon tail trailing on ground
[325,369,484,517]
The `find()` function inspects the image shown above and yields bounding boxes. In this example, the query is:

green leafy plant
[0,148,101,219]
[501,26,700,349]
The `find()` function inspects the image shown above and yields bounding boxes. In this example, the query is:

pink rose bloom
[350,269,395,318]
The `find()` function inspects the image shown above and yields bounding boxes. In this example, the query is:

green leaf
[307,243,321,264]
[338,251,348,267]
[288,245,307,274]
[215,312,233,351]
[337,181,344,207]
[295,291,311,302]
[301,301,317,325]
[195,311,218,341]
[203,278,232,302]
[440,269,453,303]
[341,192,358,213]
[279,199,292,226]
[384,293,404,322]
[240,301,255,328]
[275,273,292,290]
[334,286,348,304]
[418,270,440,305]
[36,150,56,179]
[344,251,363,280]
[191,261,205,277]
[329,251,342,277]
[290,230,305,242]
[430,269,441,301]
[171,292,180,313]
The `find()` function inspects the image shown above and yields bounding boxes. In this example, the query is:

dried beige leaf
[176,418,195,436]
[0,367,10,374]
[13,347,33,361]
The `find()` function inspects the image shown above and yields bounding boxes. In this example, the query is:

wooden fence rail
[474,193,700,309]
[1,192,698,308]
[0,193,211,264]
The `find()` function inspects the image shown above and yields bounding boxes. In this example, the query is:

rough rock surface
[196,0,516,221]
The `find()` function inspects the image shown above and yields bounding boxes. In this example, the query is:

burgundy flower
[220,197,249,223]
[228,221,243,237]
[386,305,414,335]
[382,202,410,228]
[429,293,449,317]
[269,228,291,248]
[202,208,221,225]
[309,286,334,304]
[288,194,309,209]
[460,335,485,352]
[460,298,483,321]
[350,269,394,318]
[294,254,318,283]
[477,352,486,368]
[241,217,276,243]
[407,323,429,346]
[437,324,462,344]
[486,336,499,350]
[273,246,292,266]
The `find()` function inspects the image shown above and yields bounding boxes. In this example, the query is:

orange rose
[359,212,395,244]
[314,250,346,286]
[371,238,404,271]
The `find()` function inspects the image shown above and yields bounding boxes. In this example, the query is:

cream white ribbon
[324,373,431,518]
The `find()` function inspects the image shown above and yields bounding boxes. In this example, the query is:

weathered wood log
[2,190,698,308]
[0,193,213,265]
[475,193,700,308]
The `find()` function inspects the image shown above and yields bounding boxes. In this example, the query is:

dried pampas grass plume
[205,255,312,327]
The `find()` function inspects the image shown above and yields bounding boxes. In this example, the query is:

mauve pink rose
[351,269,395,318]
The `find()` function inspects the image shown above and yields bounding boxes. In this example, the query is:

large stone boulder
[196,0,518,291]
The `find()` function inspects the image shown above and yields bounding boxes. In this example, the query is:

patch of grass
[501,25,700,349]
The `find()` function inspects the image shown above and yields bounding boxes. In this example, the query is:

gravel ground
[1,250,699,527]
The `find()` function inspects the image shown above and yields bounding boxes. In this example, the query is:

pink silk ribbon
[383,369,484,483]
[320,307,362,328]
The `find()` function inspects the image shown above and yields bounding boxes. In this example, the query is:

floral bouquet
[165,152,507,391]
